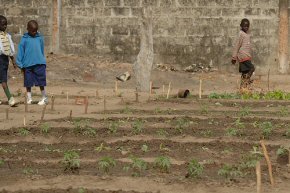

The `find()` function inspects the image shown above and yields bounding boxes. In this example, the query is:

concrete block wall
[0,0,53,51]
[0,0,287,73]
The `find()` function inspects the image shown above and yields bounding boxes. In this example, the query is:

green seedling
[159,143,171,152]
[154,156,171,173]
[18,128,30,136]
[95,143,111,153]
[186,159,204,178]
[108,121,119,134]
[260,121,273,139]
[218,164,242,178]
[78,187,86,193]
[98,156,116,174]
[226,127,241,137]
[234,118,245,129]
[73,119,90,134]
[23,167,38,175]
[174,117,190,134]
[277,106,288,117]
[44,146,62,153]
[82,127,97,137]
[276,146,288,156]
[156,129,169,138]
[200,130,213,137]
[121,106,133,114]
[131,119,143,134]
[221,148,233,155]
[200,104,209,115]
[286,129,290,138]
[123,155,147,177]
[141,144,149,153]
[239,146,263,171]
[40,123,50,134]
[239,107,251,117]
[0,159,4,167]
[62,150,80,172]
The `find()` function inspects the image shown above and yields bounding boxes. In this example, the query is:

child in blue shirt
[0,15,17,106]
[16,20,47,105]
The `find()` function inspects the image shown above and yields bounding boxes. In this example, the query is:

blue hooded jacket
[16,32,46,68]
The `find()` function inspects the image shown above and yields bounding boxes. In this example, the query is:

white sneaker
[27,98,33,104]
[0,100,2,105]
[8,97,16,107]
[38,97,48,105]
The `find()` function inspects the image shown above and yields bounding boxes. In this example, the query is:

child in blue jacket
[16,20,47,105]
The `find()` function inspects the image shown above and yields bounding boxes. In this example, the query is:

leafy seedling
[108,121,119,134]
[277,106,288,117]
[286,129,290,138]
[200,104,209,115]
[260,121,273,139]
[159,143,171,152]
[131,119,143,134]
[82,127,97,137]
[23,167,38,175]
[154,156,171,173]
[40,123,50,134]
[95,143,111,153]
[141,144,149,153]
[0,159,4,167]
[174,117,190,134]
[62,150,80,172]
[186,159,204,178]
[276,146,288,156]
[156,129,169,138]
[123,155,147,177]
[239,106,251,117]
[98,156,116,174]
[78,187,86,193]
[73,119,90,134]
[121,106,133,114]
[200,130,213,137]
[226,127,241,137]
[218,164,242,178]
[18,128,30,136]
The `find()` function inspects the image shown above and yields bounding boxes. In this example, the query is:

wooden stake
[23,115,26,126]
[149,81,152,95]
[95,90,99,99]
[135,87,139,102]
[162,84,165,96]
[237,79,240,90]
[260,140,274,186]
[6,108,9,120]
[24,95,28,113]
[166,82,171,99]
[267,69,270,91]
[85,96,89,114]
[103,96,107,112]
[199,78,202,99]
[40,105,47,122]
[288,149,290,165]
[69,110,72,120]
[66,92,69,104]
[256,161,262,193]
[115,81,118,95]
[51,95,55,111]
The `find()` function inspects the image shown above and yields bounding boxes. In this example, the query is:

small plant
[286,129,290,138]
[159,143,171,152]
[277,106,288,117]
[239,107,251,117]
[40,123,50,134]
[156,129,169,137]
[218,164,242,178]
[276,146,288,156]
[186,159,204,178]
[23,167,38,175]
[174,117,190,134]
[123,155,147,177]
[121,106,133,114]
[226,127,240,137]
[108,121,119,134]
[82,127,97,137]
[73,119,90,134]
[63,150,80,172]
[98,156,116,174]
[200,130,213,137]
[260,121,273,139]
[234,118,245,129]
[0,159,4,167]
[141,144,149,153]
[95,143,111,153]
[131,119,143,134]
[239,146,263,172]
[200,104,209,115]
[154,156,171,173]
[78,187,86,193]
[18,128,30,136]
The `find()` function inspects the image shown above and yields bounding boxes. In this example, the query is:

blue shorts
[24,64,46,87]
[0,55,9,83]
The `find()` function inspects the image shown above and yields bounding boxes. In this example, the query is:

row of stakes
[4,79,205,125]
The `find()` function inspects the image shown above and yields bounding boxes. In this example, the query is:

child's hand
[231,59,236,65]
[11,59,17,69]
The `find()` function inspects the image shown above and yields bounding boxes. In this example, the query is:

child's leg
[1,82,12,100]
[26,87,32,102]
[40,86,46,98]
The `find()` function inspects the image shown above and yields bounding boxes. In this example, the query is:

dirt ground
[0,54,290,193]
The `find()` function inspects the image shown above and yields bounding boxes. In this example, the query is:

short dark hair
[0,15,7,22]
[240,18,250,26]
[27,20,38,28]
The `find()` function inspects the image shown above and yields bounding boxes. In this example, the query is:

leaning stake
[260,140,274,186]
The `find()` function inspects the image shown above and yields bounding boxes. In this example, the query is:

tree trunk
[133,6,154,92]
[278,0,289,74]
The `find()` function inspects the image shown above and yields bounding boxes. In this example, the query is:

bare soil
[0,54,290,193]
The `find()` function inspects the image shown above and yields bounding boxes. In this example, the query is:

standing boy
[232,18,255,90]
[0,15,17,106]
[16,20,48,105]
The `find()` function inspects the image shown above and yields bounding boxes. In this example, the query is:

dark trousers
[239,60,255,89]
